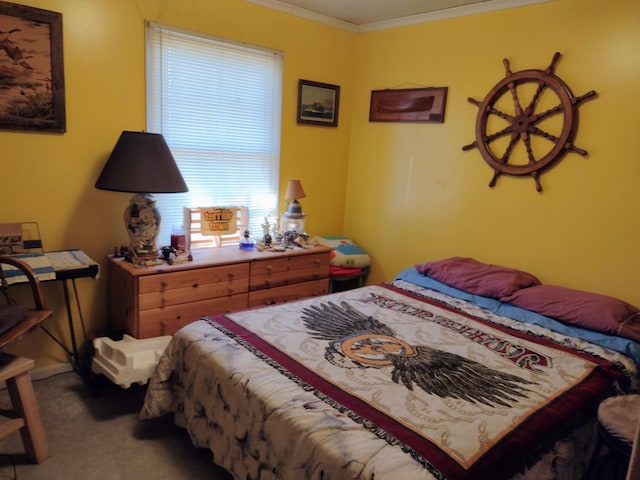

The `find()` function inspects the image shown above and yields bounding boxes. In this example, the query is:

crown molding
[244,0,359,32]
[360,0,555,32]
[243,0,555,33]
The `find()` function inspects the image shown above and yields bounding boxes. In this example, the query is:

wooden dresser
[108,245,331,338]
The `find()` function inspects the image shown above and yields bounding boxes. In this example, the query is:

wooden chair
[0,255,52,463]
[0,255,53,349]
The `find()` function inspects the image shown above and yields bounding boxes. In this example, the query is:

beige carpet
[0,368,233,480]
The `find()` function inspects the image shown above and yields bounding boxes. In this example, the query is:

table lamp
[95,131,188,261]
[281,179,307,233]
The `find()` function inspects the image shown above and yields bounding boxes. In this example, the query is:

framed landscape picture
[0,1,65,132]
[297,79,340,127]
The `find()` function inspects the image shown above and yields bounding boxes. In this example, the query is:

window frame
[145,21,283,248]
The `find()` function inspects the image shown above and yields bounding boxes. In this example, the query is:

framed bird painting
[0,1,65,132]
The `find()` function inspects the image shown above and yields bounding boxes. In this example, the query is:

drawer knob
[314,259,320,265]
[192,283,199,289]
[266,265,273,272]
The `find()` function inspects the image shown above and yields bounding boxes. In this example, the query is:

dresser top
[109,244,332,277]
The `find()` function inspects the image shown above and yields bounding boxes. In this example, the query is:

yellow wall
[348,0,640,305]
[1,0,355,366]
[3,0,639,368]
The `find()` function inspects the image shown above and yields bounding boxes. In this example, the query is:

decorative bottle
[239,230,255,250]
[170,225,186,252]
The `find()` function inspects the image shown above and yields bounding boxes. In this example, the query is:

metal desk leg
[62,279,81,371]
[39,278,86,373]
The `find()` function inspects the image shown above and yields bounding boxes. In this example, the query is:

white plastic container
[91,334,172,388]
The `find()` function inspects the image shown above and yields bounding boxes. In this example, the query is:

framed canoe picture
[369,87,447,123]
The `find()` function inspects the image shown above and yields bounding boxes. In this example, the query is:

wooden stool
[329,266,370,293]
[590,394,640,480]
[0,354,50,463]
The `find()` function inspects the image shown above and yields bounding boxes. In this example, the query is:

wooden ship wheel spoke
[462,52,597,192]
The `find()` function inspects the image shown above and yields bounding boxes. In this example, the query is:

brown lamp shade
[95,131,188,193]
[284,179,305,201]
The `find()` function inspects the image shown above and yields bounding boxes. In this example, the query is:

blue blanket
[395,267,640,367]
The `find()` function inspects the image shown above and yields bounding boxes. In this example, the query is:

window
[146,22,283,246]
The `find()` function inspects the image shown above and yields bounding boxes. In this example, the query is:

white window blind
[146,22,283,246]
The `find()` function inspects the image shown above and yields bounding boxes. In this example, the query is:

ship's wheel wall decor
[462,52,597,192]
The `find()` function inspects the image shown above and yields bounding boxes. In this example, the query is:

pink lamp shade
[282,179,307,233]
[284,179,306,201]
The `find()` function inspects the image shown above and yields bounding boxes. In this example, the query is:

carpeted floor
[0,368,233,480]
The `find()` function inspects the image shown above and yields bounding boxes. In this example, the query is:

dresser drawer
[250,252,329,290]
[138,264,249,309]
[139,275,248,310]
[138,293,248,338]
[248,278,328,307]
[139,263,249,294]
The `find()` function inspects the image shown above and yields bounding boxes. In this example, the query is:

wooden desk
[5,250,99,371]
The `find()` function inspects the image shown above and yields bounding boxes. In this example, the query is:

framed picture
[0,222,22,254]
[369,87,448,123]
[297,79,340,127]
[0,1,65,132]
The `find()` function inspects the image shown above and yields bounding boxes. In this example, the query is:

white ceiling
[275,0,488,25]
[244,0,553,31]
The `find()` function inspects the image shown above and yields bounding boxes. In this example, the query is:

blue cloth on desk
[3,250,99,284]
[3,253,55,284]
[45,250,100,278]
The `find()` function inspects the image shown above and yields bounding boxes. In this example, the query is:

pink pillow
[501,285,640,343]
[415,257,540,299]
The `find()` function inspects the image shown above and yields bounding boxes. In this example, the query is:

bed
[140,257,640,479]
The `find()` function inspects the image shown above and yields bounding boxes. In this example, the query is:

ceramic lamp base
[124,193,161,260]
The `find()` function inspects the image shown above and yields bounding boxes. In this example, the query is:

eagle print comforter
[141,283,632,480]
